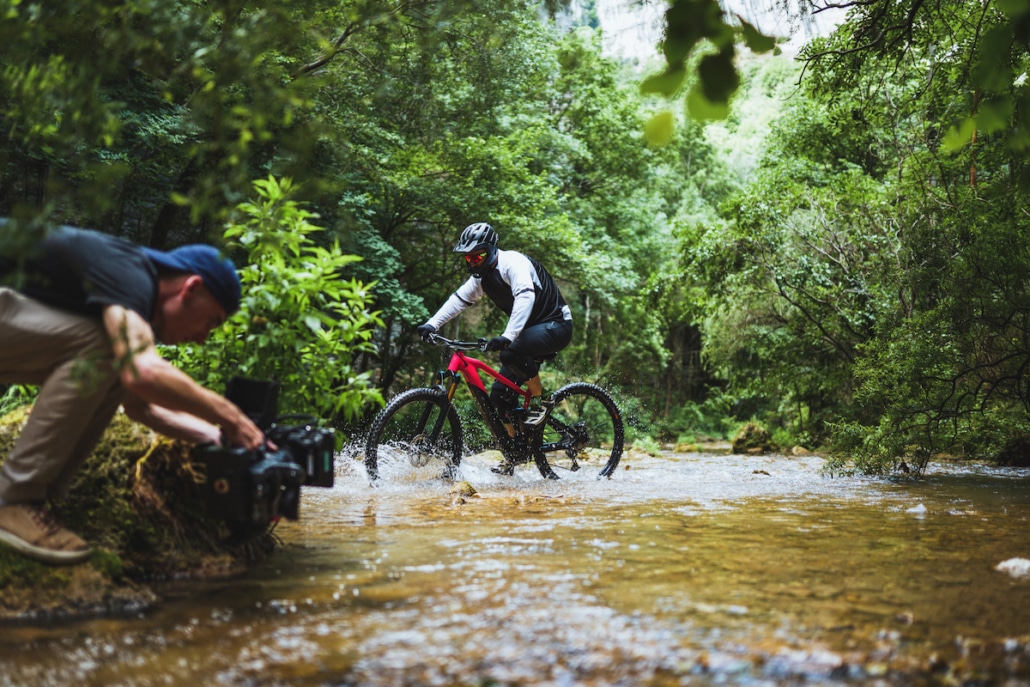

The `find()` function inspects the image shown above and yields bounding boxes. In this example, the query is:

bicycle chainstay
[502,405,591,470]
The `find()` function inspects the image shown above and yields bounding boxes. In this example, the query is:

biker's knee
[490,383,517,409]
[499,353,533,381]
[499,349,519,366]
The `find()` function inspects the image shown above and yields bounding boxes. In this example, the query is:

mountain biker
[417,223,573,470]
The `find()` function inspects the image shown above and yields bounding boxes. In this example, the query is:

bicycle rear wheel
[364,387,463,481]
[533,382,624,479]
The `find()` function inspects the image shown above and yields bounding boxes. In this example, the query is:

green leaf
[643,111,676,147]
[976,98,1014,133]
[640,66,686,97]
[303,314,322,333]
[738,18,777,54]
[686,87,730,121]
[698,49,739,104]
[942,118,977,152]
[996,0,1030,17]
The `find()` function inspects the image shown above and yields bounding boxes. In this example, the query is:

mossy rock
[0,406,278,621]
[731,422,778,455]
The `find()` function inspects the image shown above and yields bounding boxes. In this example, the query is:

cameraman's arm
[103,304,264,449]
[122,396,222,445]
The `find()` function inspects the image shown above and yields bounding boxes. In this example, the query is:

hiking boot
[0,502,91,565]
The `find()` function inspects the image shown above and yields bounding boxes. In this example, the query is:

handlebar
[425,334,488,352]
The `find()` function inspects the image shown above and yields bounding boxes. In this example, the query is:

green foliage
[167,176,384,423]
[89,550,126,582]
[0,0,323,232]
[5,0,1030,481]
[800,0,1030,177]
[0,0,838,460]
[686,0,1030,473]
[678,58,901,444]
[629,434,662,456]
[0,547,71,590]
[0,385,35,417]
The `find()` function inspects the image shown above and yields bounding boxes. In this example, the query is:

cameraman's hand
[224,413,266,450]
[416,323,437,341]
[485,335,510,352]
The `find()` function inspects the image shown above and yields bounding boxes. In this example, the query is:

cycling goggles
[464,251,488,268]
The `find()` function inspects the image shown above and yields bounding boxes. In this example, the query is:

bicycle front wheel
[364,387,463,481]
[534,382,624,479]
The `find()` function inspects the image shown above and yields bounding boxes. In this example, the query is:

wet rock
[449,480,480,505]
[906,503,928,515]
[449,481,478,498]
[731,423,777,455]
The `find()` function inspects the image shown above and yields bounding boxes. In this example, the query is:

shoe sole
[0,529,91,565]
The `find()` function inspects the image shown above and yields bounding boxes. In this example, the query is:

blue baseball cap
[142,244,242,315]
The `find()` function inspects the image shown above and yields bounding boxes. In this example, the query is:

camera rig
[193,377,336,534]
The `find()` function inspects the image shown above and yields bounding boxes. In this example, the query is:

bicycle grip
[477,338,488,351]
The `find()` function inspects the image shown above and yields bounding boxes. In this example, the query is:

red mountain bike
[363,334,624,481]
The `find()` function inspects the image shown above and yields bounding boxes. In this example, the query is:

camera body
[193,377,336,532]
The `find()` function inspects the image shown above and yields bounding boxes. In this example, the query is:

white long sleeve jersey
[427,249,572,342]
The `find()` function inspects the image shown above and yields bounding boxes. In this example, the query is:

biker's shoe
[490,460,515,476]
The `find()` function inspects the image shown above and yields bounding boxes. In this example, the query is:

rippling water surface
[1,450,1029,686]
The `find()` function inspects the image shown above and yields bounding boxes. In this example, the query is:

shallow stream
[1,450,1029,686]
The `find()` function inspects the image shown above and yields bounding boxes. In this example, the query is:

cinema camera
[193,377,336,533]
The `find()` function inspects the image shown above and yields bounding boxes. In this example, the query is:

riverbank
[0,409,275,622]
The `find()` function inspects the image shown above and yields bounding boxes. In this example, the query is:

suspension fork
[415,370,460,445]
[435,369,462,403]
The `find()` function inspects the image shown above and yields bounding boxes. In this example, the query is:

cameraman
[0,221,265,565]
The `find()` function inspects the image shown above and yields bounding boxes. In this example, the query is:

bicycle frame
[442,350,532,409]
[431,338,540,462]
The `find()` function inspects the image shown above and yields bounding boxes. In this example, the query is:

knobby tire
[532,382,624,480]
[364,387,463,481]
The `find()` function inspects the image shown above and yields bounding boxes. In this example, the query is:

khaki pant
[0,288,124,503]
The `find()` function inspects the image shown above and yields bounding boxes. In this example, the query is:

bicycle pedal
[523,410,547,426]
[523,400,552,427]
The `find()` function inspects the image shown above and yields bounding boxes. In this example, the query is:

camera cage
[193,377,336,534]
